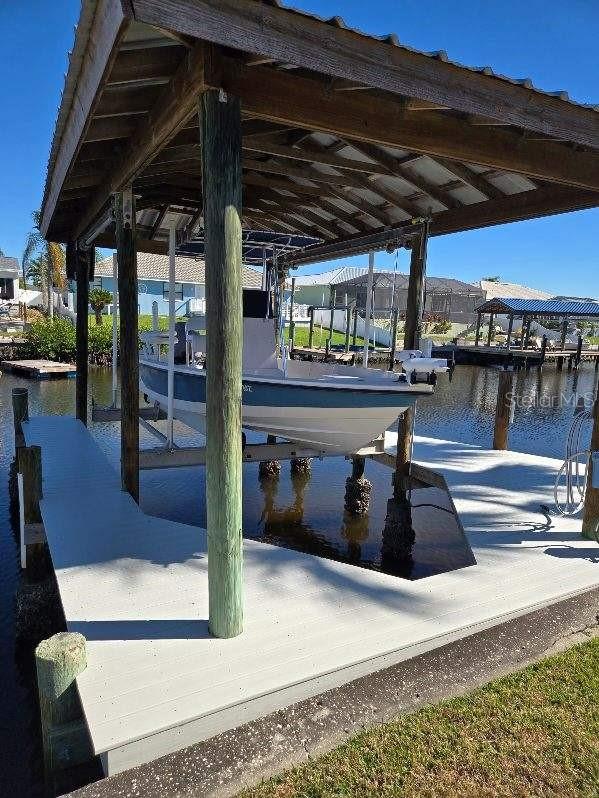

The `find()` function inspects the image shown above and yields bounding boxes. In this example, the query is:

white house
[0,256,20,302]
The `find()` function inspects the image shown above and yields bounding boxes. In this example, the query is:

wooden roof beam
[73,42,210,239]
[341,139,461,209]
[131,0,599,148]
[149,205,169,239]
[205,55,599,192]
[433,157,505,200]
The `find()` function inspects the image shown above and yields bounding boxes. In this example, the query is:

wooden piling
[493,370,514,450]
[114,189,139,502]
[12,387,29,452]
[200,89,244,639]
[396,222,428,476]
[18,444,43,524]
[73,243,90,426]
[308,306,315,349]
[474,312,482,347]
[352,305,358,347]
[344,294,351,353]
[575,334,583,368]
[505,314,514,350]
[35,632,88,789]
[486,312,495,347]
[582,397,599,540]
[540,334,547,366]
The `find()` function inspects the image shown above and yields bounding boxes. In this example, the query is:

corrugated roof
[95,253,262,288]
[266,0,599,114]
[476,297,599,317]
[480,279,552,301]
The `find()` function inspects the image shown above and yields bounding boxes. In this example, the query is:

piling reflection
[254,460,473,580]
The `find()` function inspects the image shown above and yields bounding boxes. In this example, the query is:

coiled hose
[554,407,592,516]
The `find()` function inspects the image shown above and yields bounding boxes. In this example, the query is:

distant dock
[1,359,76,379]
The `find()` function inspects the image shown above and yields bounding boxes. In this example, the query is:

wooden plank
[131,0,599,148]
[243,139,393,175]
[40,0,127,237]
[200,89,244,639]
[203,57,599,192]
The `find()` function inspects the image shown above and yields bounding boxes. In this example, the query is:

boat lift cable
[553,406,593,516]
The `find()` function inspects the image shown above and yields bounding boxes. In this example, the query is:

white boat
[139,291,447,454]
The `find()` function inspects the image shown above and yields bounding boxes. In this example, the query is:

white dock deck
[24,416,599,776]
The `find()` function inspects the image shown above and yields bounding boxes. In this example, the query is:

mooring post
[493,369,514,450]
[12,387,29,453]
[35,632,88,789]
[114,188,139,502]
[395,222,429,480]
[352,305,358,348]
[344,455,371,515]
[259,434,281,480]
[18,444,43,524]
[72,242,90,426]
[582,397,599,539]
[201,89,244,638]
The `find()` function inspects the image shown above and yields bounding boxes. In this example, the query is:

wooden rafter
[149,205,169,239]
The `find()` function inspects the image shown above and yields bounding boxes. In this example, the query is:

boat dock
[433,344,599,369]
[1,359,76,378]
[23,414,599,777]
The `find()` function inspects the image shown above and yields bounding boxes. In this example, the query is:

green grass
[241,636,599,798]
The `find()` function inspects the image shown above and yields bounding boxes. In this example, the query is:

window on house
[90,277,104,291]
[162,282,183,301]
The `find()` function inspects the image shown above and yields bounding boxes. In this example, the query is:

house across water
[93,252,262,316]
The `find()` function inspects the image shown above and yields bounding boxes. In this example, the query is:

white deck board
[24,416,599,774]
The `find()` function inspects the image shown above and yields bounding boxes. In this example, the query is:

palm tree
[22,211,66,318]
[89,287,113,325]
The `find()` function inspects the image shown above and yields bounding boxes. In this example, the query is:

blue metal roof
[476,297,599,316]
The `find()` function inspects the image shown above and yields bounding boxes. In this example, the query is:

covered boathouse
[32,0,599,788]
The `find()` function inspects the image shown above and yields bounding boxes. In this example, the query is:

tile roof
[0,256,19,274]
[95,253,262,288]
[479,279,552,301]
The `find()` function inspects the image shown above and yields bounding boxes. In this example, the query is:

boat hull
[140,360,426,453]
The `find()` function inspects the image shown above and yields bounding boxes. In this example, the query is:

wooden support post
[328,287,336,343]
[352,305,358,347]
[493,370,514,450]
[540,334,548,366]
[201,89,244,639]
[72,242,90,426]
[289,277,296,345]
[308,306,315,348]
[395,221,429,481]
[344,293,351,353]
[506,315,514,350]
[388,307,399,370]
[556,355,564,371]
[35,632,88,789]
[474,312,482,347]
[18,444,42,524]
[114,189,139,502]
[12,387,29,453]
[560,317,568,351]
[582,397,599,539]
[575,334,583,368]
[523,316,532,349]
[486,312,495,347]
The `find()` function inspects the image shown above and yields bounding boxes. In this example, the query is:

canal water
[1,362,597,795]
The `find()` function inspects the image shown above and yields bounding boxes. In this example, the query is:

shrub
[25,318,76,362]
[430,319,452,334]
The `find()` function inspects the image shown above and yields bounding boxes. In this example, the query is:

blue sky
[0,0,597,294]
